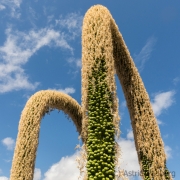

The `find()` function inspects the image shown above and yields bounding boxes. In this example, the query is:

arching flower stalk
[10,90,82,180]
[81,4,172,180]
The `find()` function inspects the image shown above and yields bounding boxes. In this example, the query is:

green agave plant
[10,4,172,180]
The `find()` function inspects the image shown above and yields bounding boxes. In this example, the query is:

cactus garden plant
[10,4,172,180]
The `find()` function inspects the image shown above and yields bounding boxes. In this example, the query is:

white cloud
[134,36,157,71]
[118,138,139,171]
[0,12,82,93]
[173,77,180,85]
[4,159,11,163]
[57,87,75,94]
[33,168,42,180]
[0,5,6,10]
[156,118,163,125]
[0,0,22,18]
[0,27,73,93]
[164,145,172,159]
[1,137,15,150]
[55,13,83,39]
[163,134,169,139]
[29,7,37,20]
[126,130,134,140]
[121,100,127,108]
[151,91,175,117]
[67,57,81,68]
[49,87,75,95]
[76,59,82,68]
[47,15,54,23]
[43,151,80,180]
[0,177,9,180]
[117,132,140,180]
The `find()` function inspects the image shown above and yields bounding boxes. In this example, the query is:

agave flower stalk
[81,4,172,180]
[81,5,121,180]
[10,90,82,180]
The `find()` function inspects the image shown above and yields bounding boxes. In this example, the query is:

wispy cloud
[173,77,180,86]
[0,4,6,11]
[156,118,163,125]
[0,27,73,93]
[49,87,75,95]
[55,13,83,40]
[67,57,82,68]
[29,7,38,20]
[0,177,8,180]
[66,57,82,78]
[1,137,15,150]
[0,0,22,18]
[126,130,134,140]
[47,15,54,24]
[134,36,157,71]
[0,11,83,94]
[151,90,175,117]
[165,145,172,159]
[121,100,127,108]
[33,168,41,180]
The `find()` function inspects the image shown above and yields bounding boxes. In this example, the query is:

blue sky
[0,1,179,180]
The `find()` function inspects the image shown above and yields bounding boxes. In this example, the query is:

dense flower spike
[86,59,116,180]
[81,5,121,180]
[10,90,82,180]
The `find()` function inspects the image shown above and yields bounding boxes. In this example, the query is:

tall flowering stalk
[81,5,120,180]
[10,4,172,180]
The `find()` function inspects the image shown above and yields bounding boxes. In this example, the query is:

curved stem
[10,90,82,180]
[82,4,172,180]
